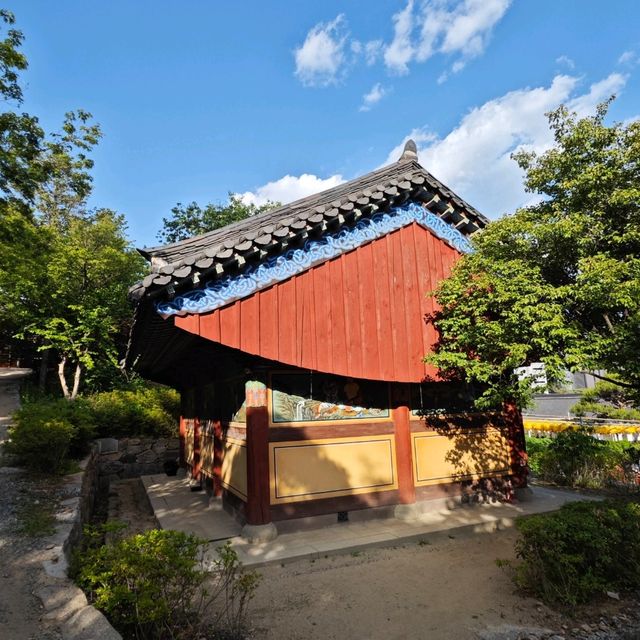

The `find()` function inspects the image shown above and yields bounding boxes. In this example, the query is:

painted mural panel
[270,372,389,424]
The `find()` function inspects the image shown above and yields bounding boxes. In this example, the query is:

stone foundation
[95,437,180,488]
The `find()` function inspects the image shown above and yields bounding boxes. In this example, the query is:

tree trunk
[58,356,71,399]
[70,363,82,400]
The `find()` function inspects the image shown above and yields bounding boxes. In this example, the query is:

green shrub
[5,418,75,474]
[5,397,97,473]
[527,435,640,489]
[533,429,626,489]
[14,397,96,457]
[514,499,640,606]
[5,385,179,474]
[75,527,260,640]
[88,386,179,438]
[525,436,553,475]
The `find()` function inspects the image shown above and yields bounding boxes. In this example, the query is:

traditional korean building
[126,141,528,540]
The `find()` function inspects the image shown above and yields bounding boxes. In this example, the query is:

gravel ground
[0,462,64,640]
[249,528,640,640]
[1,451,639,640]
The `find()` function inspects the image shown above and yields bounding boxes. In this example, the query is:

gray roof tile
[131,152,488,303]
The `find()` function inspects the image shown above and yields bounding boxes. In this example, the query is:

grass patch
[16,499,57,537]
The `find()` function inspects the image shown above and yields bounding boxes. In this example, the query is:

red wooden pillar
[392,384,416,505]
[179,416,186,466]
[213,420,224,497]
[193,417,202,481]
[504,401,528,489]
[244,379,271,526]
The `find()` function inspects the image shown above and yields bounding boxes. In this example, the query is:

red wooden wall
[175,222,460,383]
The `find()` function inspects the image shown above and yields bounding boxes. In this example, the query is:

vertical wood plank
[413,224,432,379]
[357,242,380,377]
[342,249,363,377]
[312,265,333,373]
[240,293,260,354]
[328,257,348,374]
[277,277,297,365]
[401,225,426,381]
[259,285,279,361]
[371,235,395,380]
[199,310,221,343]
[389,230,409,380]
[175,313,200,336]
[300,267,317,370]
[219,302,241,350]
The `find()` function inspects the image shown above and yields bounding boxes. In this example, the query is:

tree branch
[71,362,82,399]
[589,371,636,389]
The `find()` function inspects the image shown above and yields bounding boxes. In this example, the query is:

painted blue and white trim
[156,202,473,318]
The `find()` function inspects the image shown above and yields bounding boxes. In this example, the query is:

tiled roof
[130,141,488,303]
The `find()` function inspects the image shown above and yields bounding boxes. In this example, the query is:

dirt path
[0,466,63,640]
[107,478,159,535]
[3,465,638,640]
[249,528,640,640]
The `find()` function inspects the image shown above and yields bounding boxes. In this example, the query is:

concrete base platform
[142,475,599,569]
[142,475,242,541]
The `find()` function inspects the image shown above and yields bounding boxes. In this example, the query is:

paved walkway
[142,474,598,568]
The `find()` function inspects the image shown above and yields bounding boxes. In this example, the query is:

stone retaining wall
[96,436,180,488]
[34,437,179,639]
[38,451,122,640]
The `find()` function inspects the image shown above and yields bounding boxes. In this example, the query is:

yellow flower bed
[523,418,640,436]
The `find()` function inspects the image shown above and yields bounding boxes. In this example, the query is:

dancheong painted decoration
[125,140,528,539]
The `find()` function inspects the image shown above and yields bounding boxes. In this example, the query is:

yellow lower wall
[221,437,248,500]
[269,435,397,504]
[412,428,511,486]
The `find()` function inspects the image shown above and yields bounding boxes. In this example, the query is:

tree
[0,10,51,212]
[572,380,640,422]
[0,10,144,396]
[36,109,102,226]
[17,209,145,398]
[426,100,640,409]
[157,194,279,244]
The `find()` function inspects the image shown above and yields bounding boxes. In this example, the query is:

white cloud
[351,39,384,65]
[567,72,627,115]
[384,0,416,75]
[556,55,575,69]
[384,0,511,76]
[439,0,510,59]
[386,73,630,217]
[359,83,389,111]
[294,15,348,87]
[240,174,345,207]
[618,50,639,66]
[364,40,384,65]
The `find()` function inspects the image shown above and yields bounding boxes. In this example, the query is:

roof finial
[399,138,418,161]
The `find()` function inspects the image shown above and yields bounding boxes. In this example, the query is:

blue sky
[15,1,640,248]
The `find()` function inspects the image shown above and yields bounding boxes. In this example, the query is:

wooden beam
[244,380,272,525]
[392,384,416,505]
